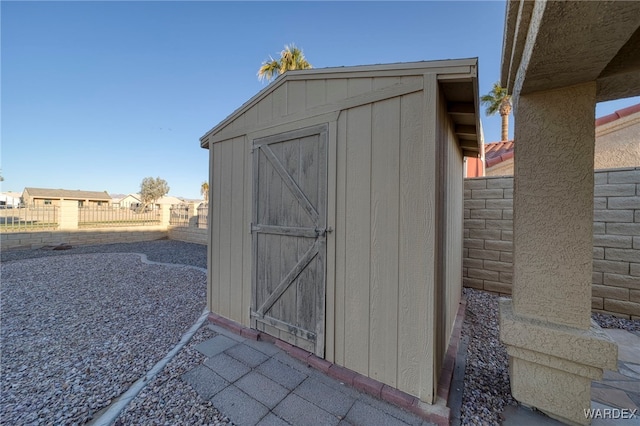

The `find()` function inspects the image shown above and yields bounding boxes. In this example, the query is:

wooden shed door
[251,124,328,357]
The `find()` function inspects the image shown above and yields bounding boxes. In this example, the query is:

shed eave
[200,58,480,149]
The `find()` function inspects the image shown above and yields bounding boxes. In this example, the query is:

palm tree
[200,181,209,202]
[481,82,512,141]
[258,44,312,82]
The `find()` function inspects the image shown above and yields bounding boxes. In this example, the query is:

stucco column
[500,83,617,425]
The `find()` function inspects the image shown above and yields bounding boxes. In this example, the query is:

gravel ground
[0,241,211,425]
[460,287,640,425]
[460,288,516,425]
[113,324,230,426]
[0,240,207,269]
[3,241,638,425]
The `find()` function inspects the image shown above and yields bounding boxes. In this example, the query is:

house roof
[594,103,640,127]
[484,102,640,169]
[200,59,482,157]
[121,194,183,204]
[156,196,184,205]
[485,140,515,168]
[23,187,112,200]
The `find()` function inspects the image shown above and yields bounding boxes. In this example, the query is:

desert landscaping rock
[460,288,639,425]
[0,245,209,425]
[2,241,637,425]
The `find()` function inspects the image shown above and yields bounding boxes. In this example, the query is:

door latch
[314,226,334,237]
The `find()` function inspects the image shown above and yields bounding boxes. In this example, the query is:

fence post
[59,200,79,230]
[188,203,198,228]
[160,204,171,228]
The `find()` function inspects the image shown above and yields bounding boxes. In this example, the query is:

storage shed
[200,59,482,404]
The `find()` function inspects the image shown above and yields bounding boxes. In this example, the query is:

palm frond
[481,82,511,116]
[257,56,280,82]
[258,44,313,82]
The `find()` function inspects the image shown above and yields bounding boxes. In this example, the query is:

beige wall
[595,112,640,169]
[463,168,640,319]
[485,158,514,177]
[485,111,639,176]
[206,72,469,403]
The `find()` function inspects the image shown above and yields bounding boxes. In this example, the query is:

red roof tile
[595,103,640,127]
[484,102,640,168]
[484,140,514,168]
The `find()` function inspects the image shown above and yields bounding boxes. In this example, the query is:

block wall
[168,226,208,245]
[463,167,640,319]
[1,226,207,251]
[0,227,169,251]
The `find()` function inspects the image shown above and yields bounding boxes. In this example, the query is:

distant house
[466,103,640,177]
[0,192,22,208]
[116,193,143,209]
[115,193,185,210]
[155,195,184,207]
[22,187,112,207]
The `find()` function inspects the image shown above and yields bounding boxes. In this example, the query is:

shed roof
[24,187,112,200]
[201,59,482,157]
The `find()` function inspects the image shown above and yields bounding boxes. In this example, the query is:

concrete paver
[226,343,270,367]
[180,323,434,426]
[180,365,229,400]
[256,357,308,390]
[204,352,251,382]
[243,338,282,357]
[256,413,291,426]
[357,393,426,426]
[210,385,270,426]
[236,372,289,409]
[273,393,341,426]
[293,376,356,417]
[345,400,411,426]
[194,334,238,357]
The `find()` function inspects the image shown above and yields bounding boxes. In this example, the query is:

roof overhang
[201,59,483,156]
[501,0,640,103]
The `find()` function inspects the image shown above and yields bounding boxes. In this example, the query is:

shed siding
[445,128,463,356]
[208,136,249,325]
[369,95,401,387]
[332,83,437,400]
[333,111,348,366]
[398,85,435,401]
[206,67,474,404]
[343,103,373,376]
[434,89,464,378]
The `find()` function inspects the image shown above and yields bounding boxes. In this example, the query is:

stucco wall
[594,112,640,169]
[485,158,514,176]
[463,167,640,319]
[484,111,639,177]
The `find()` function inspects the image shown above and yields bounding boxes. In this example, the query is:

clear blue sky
[2,1,638,199]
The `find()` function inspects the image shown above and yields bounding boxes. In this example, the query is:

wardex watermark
[584,408,638,420]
